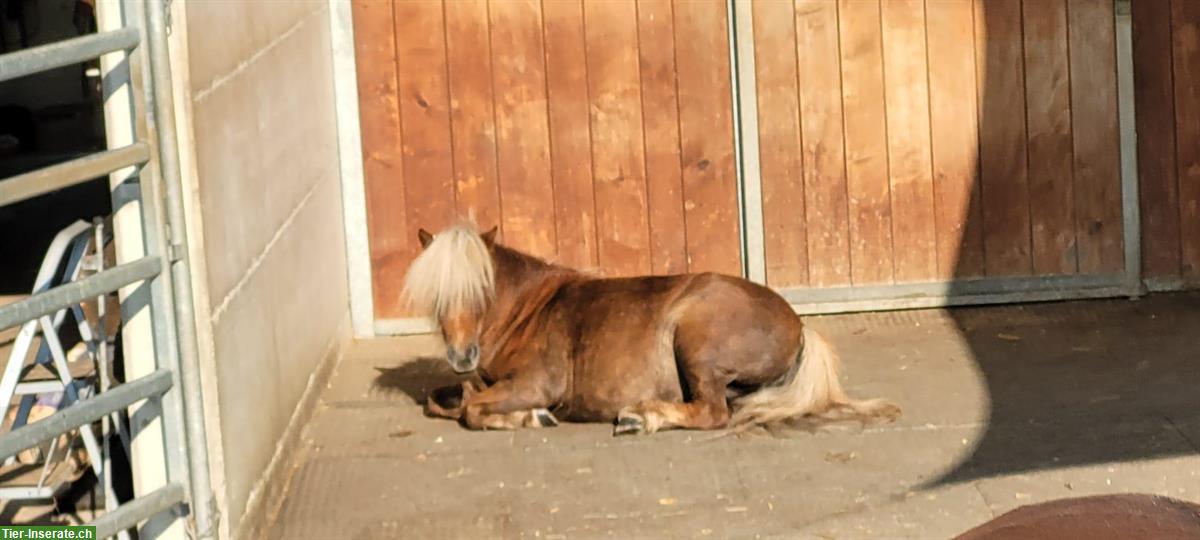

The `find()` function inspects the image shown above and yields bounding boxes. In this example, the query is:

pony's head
[402,224,499,373]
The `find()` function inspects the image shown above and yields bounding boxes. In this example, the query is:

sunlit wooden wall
[352,0,742,319]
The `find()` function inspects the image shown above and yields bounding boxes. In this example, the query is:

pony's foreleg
[424,381,479,419]
[461,378,559,431]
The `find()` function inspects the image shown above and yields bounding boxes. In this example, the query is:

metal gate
[0,0,213,537]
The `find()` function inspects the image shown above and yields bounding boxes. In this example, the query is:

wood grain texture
[583,0,652,277]
[1132,0,1181,279]
[674,0,742,276]
[880,0,936,282]
[542,0,599,271]
[837,0,894,286]
[1022,0,1077,275]
[752,0,808,287]
[926,0,984,279]
[1068,0,1124,274]
[794,0,851,286]
[489,0,557,258]
[393,0,457,236]
[975,0,1032,276]
[445,0,502,232]
[637,0,690,276]
[352,0,409,318]
[1173,0,1200,279]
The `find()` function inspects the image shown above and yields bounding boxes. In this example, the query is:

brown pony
[403,224,899,435]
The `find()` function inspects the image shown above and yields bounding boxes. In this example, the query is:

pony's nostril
[466,344,480,359]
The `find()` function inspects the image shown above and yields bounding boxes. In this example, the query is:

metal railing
[0,0,212,537]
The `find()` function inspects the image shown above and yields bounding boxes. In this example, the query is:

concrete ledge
[374,317,436,336]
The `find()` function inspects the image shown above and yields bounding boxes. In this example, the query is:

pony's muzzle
[446,343,480,373]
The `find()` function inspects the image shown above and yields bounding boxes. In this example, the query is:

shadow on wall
[930,0,1200,487]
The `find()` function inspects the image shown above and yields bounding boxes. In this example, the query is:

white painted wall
[169,1,350,537]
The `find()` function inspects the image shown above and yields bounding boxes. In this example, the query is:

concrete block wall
[177,1,348,536]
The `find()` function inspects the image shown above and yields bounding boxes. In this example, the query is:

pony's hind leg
[614,370,731,436]
[475,408,560,430]
[614,399,728,435]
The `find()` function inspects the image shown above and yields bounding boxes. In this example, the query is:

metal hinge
[163,0,174,34]
[168,243,186,263]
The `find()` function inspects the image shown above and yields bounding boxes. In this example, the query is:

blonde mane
[401,224,495,317]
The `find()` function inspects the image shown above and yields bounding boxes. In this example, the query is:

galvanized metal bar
[89,482,186,539]
[730,0,767,284]
[1114,0,1143,295]
[0,486,56,500]
[0,369,172,461]
[779,273,1128,306]
[0,27,140,82]
[0,143,151,207]
[143,0,216,535]
[725,0,751,281]
[111,4,195,537]
[15,381,72,395]
[790,285,1136,316]
[0,257,160,330]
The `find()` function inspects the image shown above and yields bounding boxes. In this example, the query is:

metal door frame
[727,0,1144,315]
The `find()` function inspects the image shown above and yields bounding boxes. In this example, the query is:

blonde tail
[729,327,900,430]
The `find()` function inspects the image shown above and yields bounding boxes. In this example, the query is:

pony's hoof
[532,408,560,428]
[614,414,645,436]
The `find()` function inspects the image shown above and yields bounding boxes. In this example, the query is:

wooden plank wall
[1133,0,1200,288]
[353,0,742,319]
[752,0,1126,289]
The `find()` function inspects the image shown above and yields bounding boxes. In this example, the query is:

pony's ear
[481,226,499,246]
[417,229,434,249]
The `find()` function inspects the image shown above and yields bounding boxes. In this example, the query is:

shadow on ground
[370,356,462,405]
[931,1,1200,488]
[931,294,1200,487]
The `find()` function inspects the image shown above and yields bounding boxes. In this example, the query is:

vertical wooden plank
[794,0,851,286]
[352,0,408,318]
[445,0,502,231]
[637,0,690,276]
[542,0,599,271]
[489,0,558,258]
[1068,0,1124,274]
[837,0,894,286]
[674,0,743,276]
[1133,0,1180,279]
[1173,0,1200,279]
[1022,0,1077,274]
[926,0,984,279]
[881,0,937,282]
[975,0,1032,276]
[583,0,652,276]
[752,0,808,287]
[393,1,457,234]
